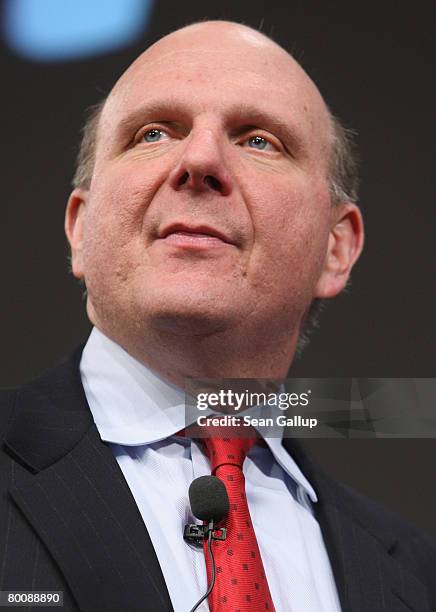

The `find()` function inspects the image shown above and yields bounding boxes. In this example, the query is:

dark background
[2,1,435,536]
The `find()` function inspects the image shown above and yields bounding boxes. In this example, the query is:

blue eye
[247,135,268,150]
[143,128,165,142]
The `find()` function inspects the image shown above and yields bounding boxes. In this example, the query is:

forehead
[100,23,331,155]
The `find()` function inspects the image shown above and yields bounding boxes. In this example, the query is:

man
[0,20,434,612]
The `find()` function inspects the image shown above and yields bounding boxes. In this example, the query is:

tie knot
[201,426,258,473]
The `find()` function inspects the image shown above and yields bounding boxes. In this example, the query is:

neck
[94,318,300,389]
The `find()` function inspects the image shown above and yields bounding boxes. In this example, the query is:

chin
[137,287,236,335]
[147,303,232,336]
[89,280,245,338]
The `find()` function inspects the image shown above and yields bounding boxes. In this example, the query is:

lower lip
[160,232,230,248]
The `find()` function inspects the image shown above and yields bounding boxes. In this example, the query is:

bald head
[113,20,325,105]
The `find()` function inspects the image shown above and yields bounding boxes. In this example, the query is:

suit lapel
[4,348,173,612]
[283,438,430,612]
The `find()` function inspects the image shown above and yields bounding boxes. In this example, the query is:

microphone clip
[183,523,227,546]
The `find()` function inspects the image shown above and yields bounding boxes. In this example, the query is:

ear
[65,187,89,279]
[314,202,364,298]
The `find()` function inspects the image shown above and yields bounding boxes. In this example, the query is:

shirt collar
[80,326,317,503]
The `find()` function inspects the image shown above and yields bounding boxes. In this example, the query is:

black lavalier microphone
[184,476,229,612]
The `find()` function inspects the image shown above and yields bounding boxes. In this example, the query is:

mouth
[158,223,235,248]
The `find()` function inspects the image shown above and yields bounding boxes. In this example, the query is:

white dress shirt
[80,327,341,612]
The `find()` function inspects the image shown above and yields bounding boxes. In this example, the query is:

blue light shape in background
[3,0,154,62]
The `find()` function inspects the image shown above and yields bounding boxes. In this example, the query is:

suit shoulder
[287,436,436,556]
[333,477,436,565]
[0,345,86,442]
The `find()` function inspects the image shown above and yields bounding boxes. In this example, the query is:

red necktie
[201,430,276,612]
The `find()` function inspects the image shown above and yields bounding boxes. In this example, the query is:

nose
[169,128,233,197]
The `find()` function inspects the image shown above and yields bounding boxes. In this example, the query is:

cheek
[248,178,331,284]
[85,163,161,251]
[80,172,155,290]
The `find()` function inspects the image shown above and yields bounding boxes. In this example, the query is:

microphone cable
[189,520,216,612]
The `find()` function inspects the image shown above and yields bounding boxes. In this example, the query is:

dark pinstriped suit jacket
[1,346,435,611]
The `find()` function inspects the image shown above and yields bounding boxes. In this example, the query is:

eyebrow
[229,103,306,153]
[114,98,307,153]
[116,98,191,133]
